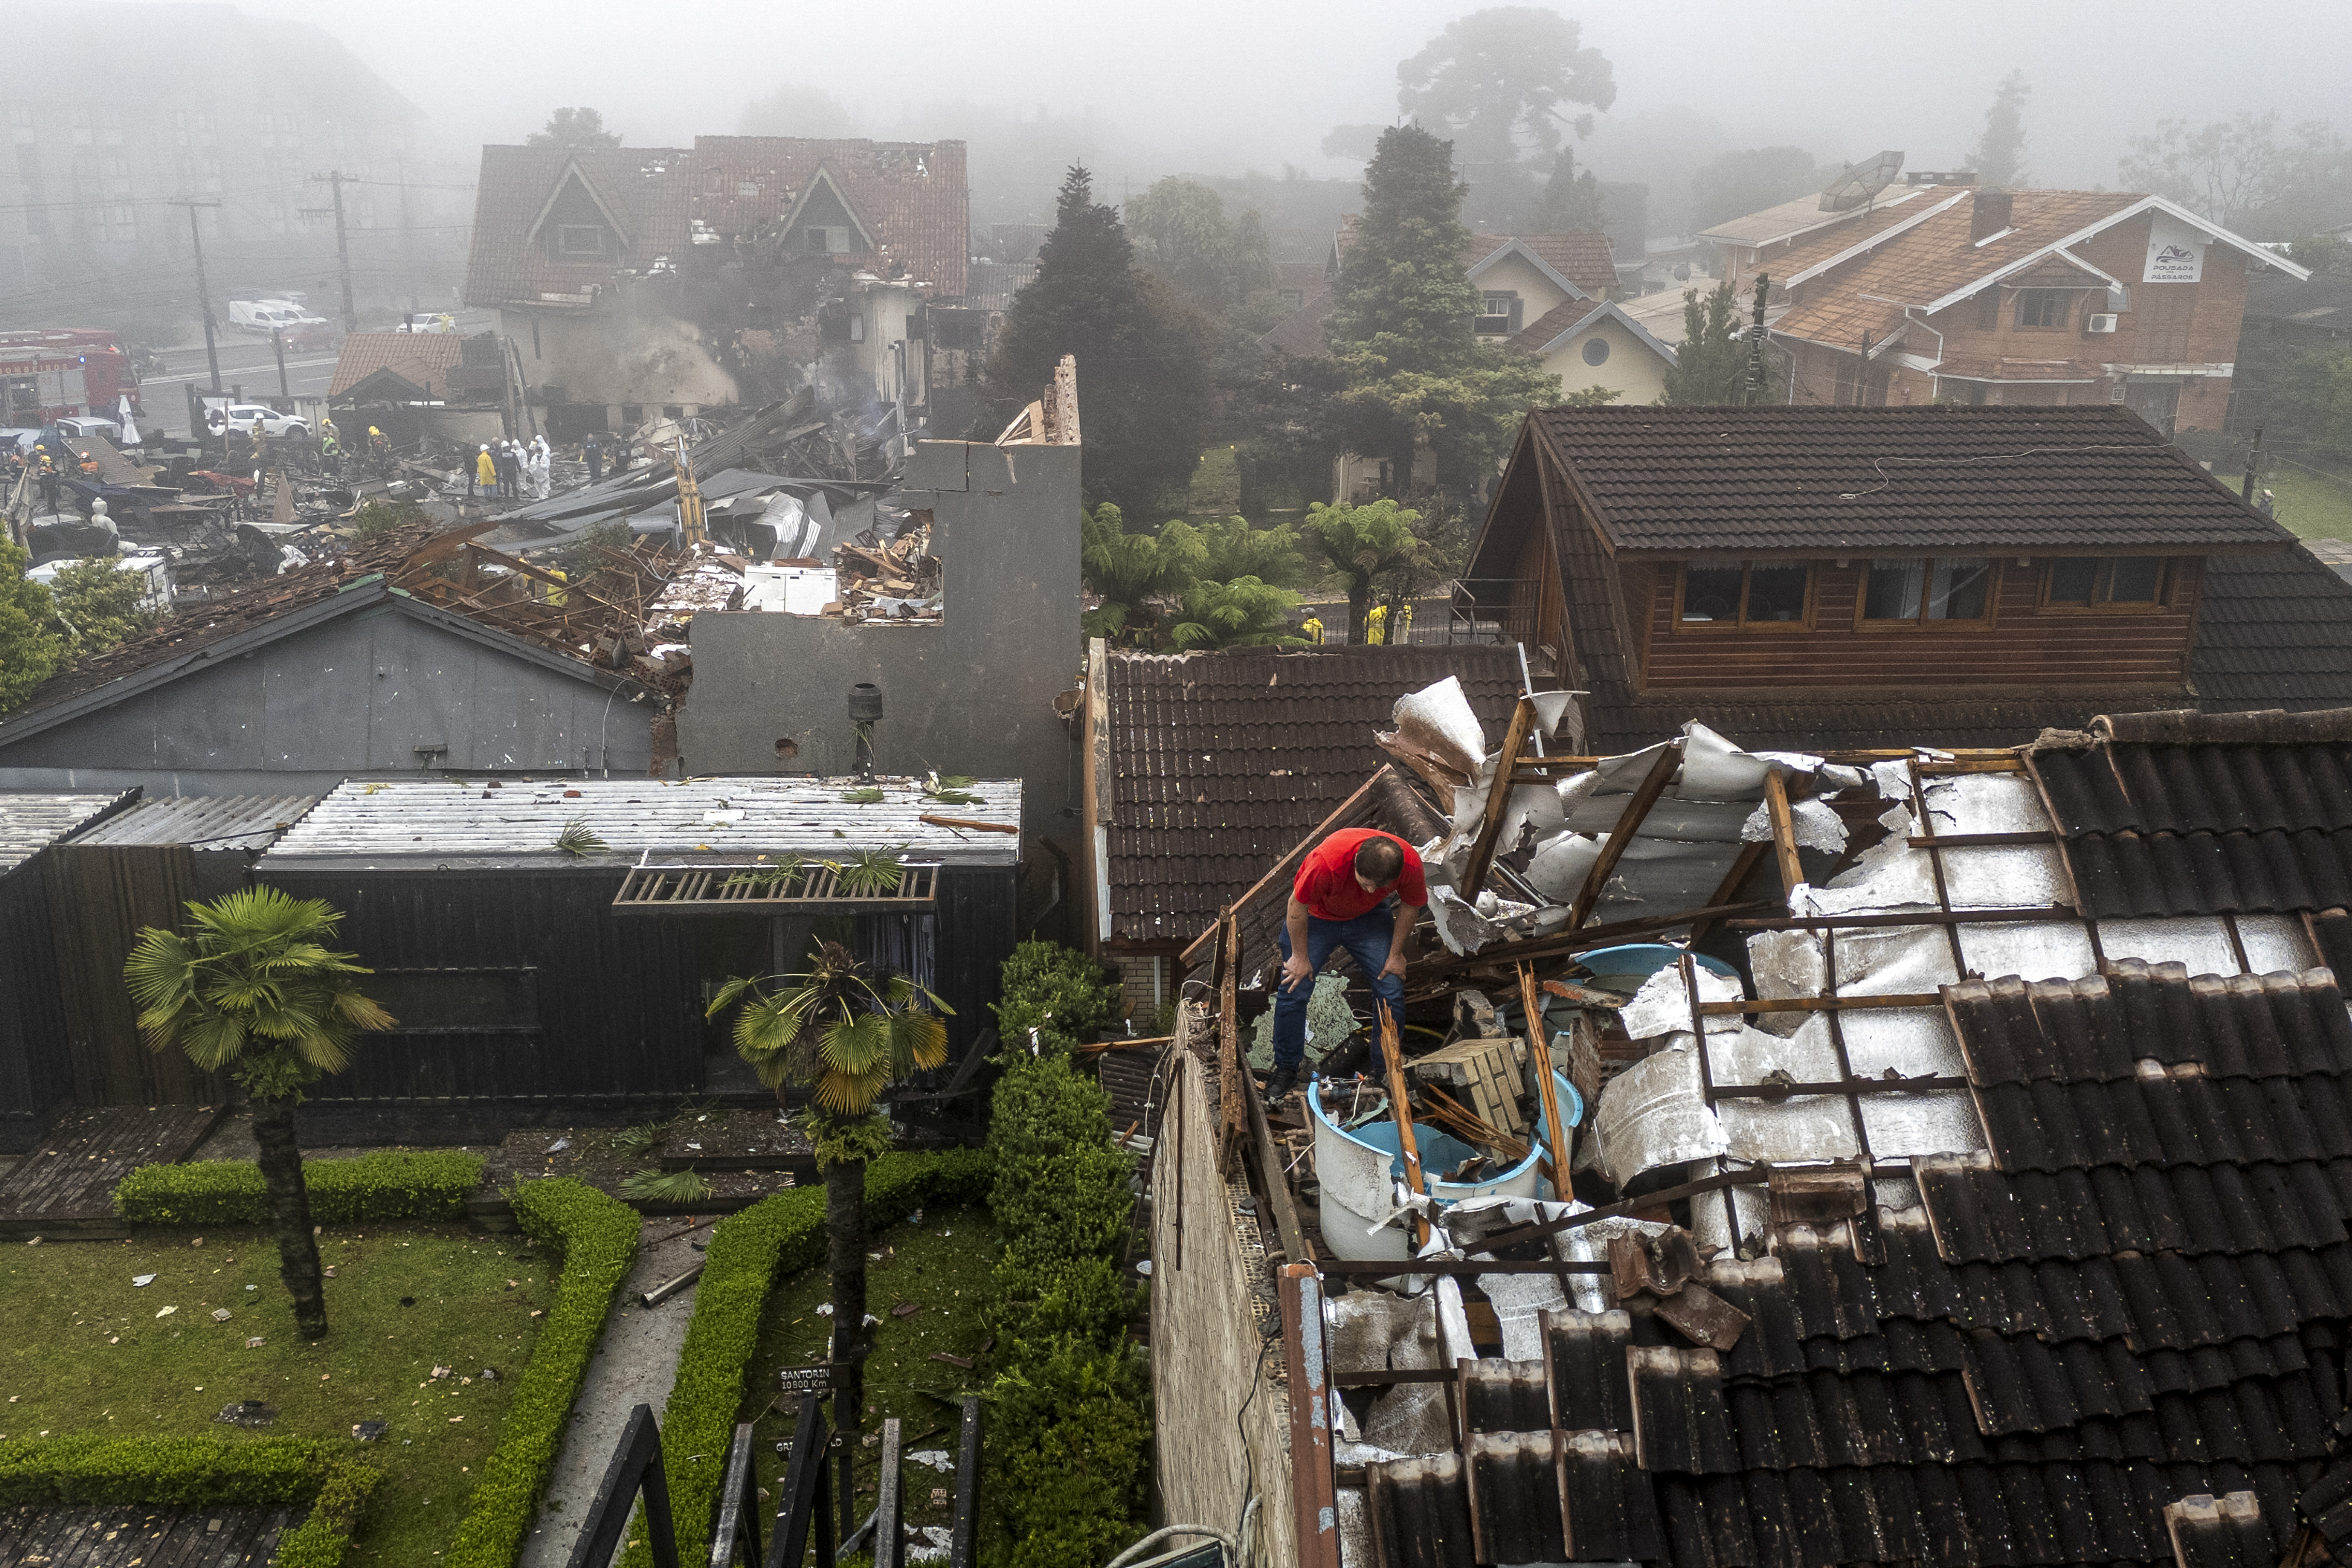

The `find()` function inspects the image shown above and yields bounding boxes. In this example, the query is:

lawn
[0,1223,547,1563]
[2267,463,2352,541]
[748,1205,1001,1562]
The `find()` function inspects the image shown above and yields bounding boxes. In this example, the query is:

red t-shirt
[1293,828,1428,922]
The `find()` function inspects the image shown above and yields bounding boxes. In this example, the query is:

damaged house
[466,136,979,443]
[1459,404,2352,756]
[1143,683,2352,1568]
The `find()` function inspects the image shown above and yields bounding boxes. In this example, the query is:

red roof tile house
[1764,187,2310,435]
[463,136,972,439]
[1459,405,2352,755]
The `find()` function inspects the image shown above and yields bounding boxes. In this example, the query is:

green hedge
[991,938,1119,1057]
[0,1432,380,1568]
[115,1150,486,1227]
[621,1148,992,1568]
[445,1178,640,1568]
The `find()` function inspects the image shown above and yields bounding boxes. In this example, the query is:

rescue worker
[367,425,389,475]
[1362,602,1389,646]
[1392,602,1414,644]
[1300,614,1324,645]
[1264,827,1427,1106]
[474,444,496,500]
[584,433,605,486]
[36,450,61,516]
[528,433,552,500]
[318,418,340,462]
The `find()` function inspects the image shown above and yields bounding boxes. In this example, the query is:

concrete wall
[675,438,1085,878]
[0,603,655,785]
[1151,1019,1296,1568]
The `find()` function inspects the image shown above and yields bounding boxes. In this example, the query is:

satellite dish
[1819,151,1906,213]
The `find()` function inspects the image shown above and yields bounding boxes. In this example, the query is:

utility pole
[304,169,358,334]
[1745,272,1771,406]
[169,199,224,396]
[271,328,289,400]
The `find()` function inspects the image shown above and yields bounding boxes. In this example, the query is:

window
[1862,558,1994,623]
[2015,289,2072,329]
[556,223,605,257]
[1581,335,1611,366]
[2045,556,2168,608]
[1476,291,1520,335]
[1679,562,1812,626]
[806,225,850,253]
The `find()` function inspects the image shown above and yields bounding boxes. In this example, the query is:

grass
[0,1223,547,1564]
[748,1206,1001,1560]
[2266,462,2352,541]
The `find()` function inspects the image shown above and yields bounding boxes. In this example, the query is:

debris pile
[816,513,940,623]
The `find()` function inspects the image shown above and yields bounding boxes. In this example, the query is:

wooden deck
[0,1104,226,1240]
[0,1504,298,1565]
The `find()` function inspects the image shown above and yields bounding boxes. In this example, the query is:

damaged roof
[464,145,694,308]
[690,137,969,298]
[0,791,135,875]
[1100,645,1523,946]
[1526,406,2294,556]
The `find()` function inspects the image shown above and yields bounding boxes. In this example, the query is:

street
[134,309,499,436]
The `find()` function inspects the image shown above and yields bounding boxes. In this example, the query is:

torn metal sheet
[1382,677,1488,786]
[1618,962,1743,1042]
[1705,1019,1862,1164]
[1739,795,1848,855]
[1591,1038,1728,1187]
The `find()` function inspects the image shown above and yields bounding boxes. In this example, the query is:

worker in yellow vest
[1301,614,1323,645]
[1363,603,1389,646]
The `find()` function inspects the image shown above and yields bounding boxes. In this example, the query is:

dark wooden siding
[1634,556,2204,692]
[0,860,74,1151]
[930,867,1019,1069]
[257,868,702,1111]
[45,845,229,1107]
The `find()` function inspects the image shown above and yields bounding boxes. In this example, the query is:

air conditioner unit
[2084,313,2119,334]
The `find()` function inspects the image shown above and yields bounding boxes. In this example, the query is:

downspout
[1904,305,1945,403]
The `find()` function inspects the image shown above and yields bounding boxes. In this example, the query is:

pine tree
[1971,72,2032,188]
[1660,280,1782,406]
[978,166,1216,512]
[1537,148,1605,231]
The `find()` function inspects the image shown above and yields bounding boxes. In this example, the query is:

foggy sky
[245,0,2351,210]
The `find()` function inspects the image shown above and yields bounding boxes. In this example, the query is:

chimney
[1971,189,2014,245]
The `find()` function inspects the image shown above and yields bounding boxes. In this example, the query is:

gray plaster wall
[677,439,1084,874]
[0,605,655,780]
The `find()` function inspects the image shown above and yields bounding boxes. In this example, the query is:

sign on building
[2144,213,2208,284]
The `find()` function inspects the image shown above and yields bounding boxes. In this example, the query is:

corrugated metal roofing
[0,791,134,874]
[1532,405,2294,555]
[261,776,1021,868]
[70,795,319,852]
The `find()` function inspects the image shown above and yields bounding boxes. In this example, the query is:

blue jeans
[1272,905,1404,1075]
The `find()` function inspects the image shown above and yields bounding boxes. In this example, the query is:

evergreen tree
[1970,71,2032,188]
[0,540,63,712]
[1537,148,1605,231]
[527,107,621,149]
[1327,126,1560,496]
[979,166,1216,512]
[1396,8,1616,173]
[1660,279,1782,406]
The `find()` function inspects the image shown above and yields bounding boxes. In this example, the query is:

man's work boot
[1262,1065,1300,1109]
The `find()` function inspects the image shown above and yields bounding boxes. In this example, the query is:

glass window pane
[2105,557,2163,604]
[1745,565,1810,623]
[1926,558,1992,620]
[2048,558,2098,605]
[1683,566,1743,621]
[1864,560,1924,620]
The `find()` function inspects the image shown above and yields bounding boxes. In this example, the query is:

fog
[245,0,2352,230]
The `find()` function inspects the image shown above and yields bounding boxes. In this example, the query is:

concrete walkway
[517,1218,705,1568]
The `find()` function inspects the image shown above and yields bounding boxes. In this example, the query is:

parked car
[215,404,309,438]
[51,415,123,441]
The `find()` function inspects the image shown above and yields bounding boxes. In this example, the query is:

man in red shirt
[1265,827,1427,1105]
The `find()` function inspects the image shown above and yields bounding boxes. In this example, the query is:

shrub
[989,1335,1152,1568]
[621,1149,991,1568]
[992,938,1119,1049]
[987,1058,1134,1277]
[115,1150,485,1227]
[0,1433,380,1568]
[445,1178,639,1568]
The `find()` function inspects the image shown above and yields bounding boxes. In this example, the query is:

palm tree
[125,888,393,1340]
[709,939,949,1426]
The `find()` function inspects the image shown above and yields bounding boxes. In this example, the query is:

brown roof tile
[1469,232,1620,296]
[1103,644,1524,943]
[690,137,969,298]
[1510,296,1606,351]
[1258,296,1335,359]
[1530,404,2294,555]
[328,332,466,398]
[464,145,694,308]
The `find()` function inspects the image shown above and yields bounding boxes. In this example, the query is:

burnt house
[251,776,1019,1142]
[1459,404,2352,756]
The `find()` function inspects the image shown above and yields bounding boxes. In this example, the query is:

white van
[228,300,303,333]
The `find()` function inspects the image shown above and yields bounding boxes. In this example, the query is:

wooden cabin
[1459,405,2352,754]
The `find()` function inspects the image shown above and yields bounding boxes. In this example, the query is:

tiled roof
[328,332,466,398]
[2190,545,2352,708]
[464,145,693,308]
[1529,405,2296,555]
[689,137,968,298]
[1469,233,1620,297]
[1772,189,2139,348]
[1510,296,1606,351]
[1695,184,1947,248]
[1370,957,2352,1568]
[1258,296,1335,359]
[963,261,1034,313]
[1101,644,1524,944]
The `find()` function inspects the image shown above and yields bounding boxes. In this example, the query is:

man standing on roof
[1265,827,1426,1106]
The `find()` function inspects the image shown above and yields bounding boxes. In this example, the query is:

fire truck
[0,328,142,426]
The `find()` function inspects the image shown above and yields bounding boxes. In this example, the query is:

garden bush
[981,939,1152,1568]
[621,1148,991,1568]
[444,1178,639,1568]
[116,1150,485,1227]
[991,938,1119,1055]
[0,1432,380,1568]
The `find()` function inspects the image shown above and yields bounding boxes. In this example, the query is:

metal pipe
[640,1262,705,1307]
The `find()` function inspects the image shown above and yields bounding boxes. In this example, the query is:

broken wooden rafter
[1761,768,1804,898]
[1565,741,1685,931]
[1457,695,1541,899]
